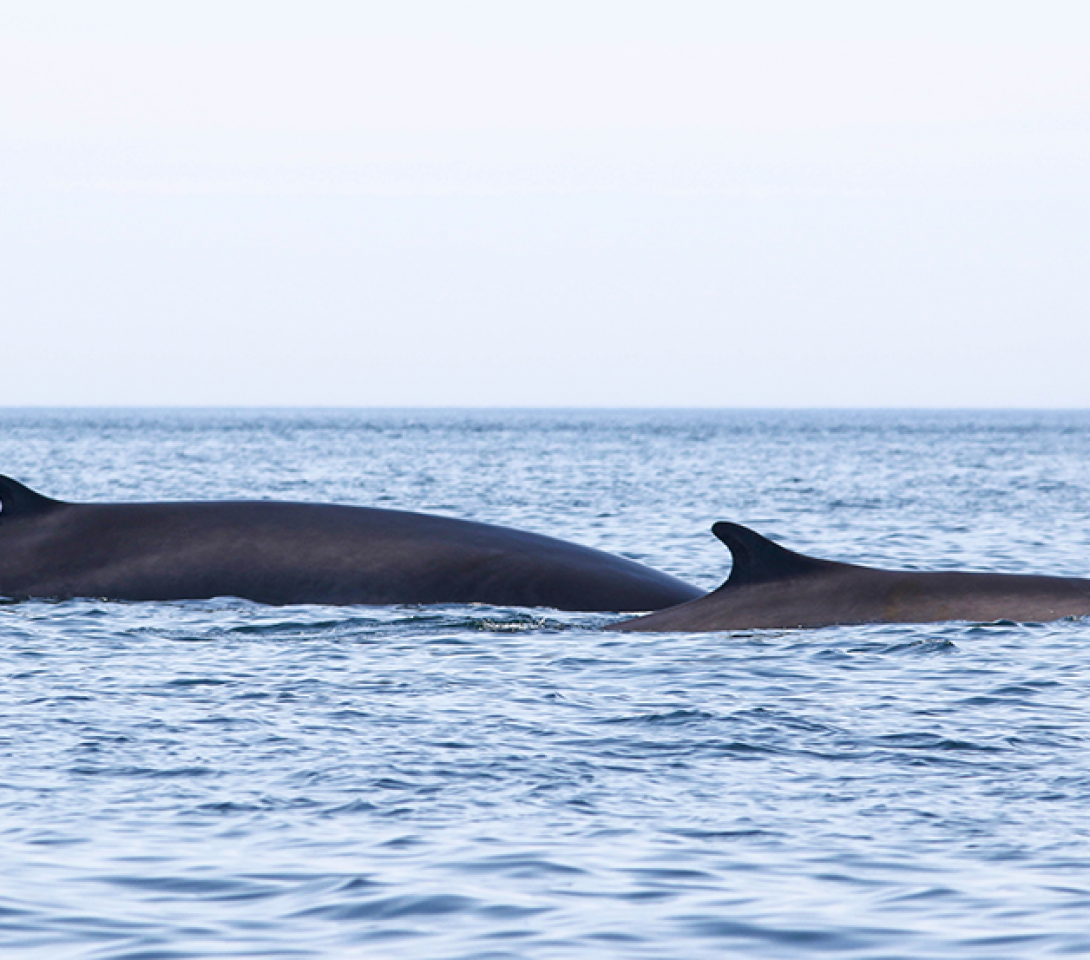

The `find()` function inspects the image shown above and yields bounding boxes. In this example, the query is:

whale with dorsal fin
[0,475,700,611]
[609,522,1090,632]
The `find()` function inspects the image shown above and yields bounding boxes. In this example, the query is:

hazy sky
[2,0,1088,406]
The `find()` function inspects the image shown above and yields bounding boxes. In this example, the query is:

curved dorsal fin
[0,475,62,521]
[712,521,832,586]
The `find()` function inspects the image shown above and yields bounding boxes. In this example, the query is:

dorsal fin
[712,521,832,586]
[0,475,62,521]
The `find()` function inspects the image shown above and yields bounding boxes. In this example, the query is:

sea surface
[2,408,1090,959]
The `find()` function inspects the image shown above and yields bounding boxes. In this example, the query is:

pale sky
[2,0,1088,406]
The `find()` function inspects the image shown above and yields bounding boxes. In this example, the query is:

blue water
[2,409,1090,959]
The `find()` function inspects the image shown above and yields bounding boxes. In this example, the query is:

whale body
[610,521,1090,632]
[0,476,701,611]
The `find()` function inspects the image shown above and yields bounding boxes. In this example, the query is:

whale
[0,475,701,611]
[609,521,1090,632]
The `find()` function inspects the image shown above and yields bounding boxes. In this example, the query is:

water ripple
[2,410,1090,958]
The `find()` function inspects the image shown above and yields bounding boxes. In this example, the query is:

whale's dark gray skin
[0,476,701,611]
[609,522,1090,632]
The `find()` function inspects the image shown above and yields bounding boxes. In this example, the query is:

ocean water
[1,408,1090,959]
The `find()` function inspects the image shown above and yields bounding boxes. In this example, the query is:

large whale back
[0,475,701,611]
[610,521,1090,632]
